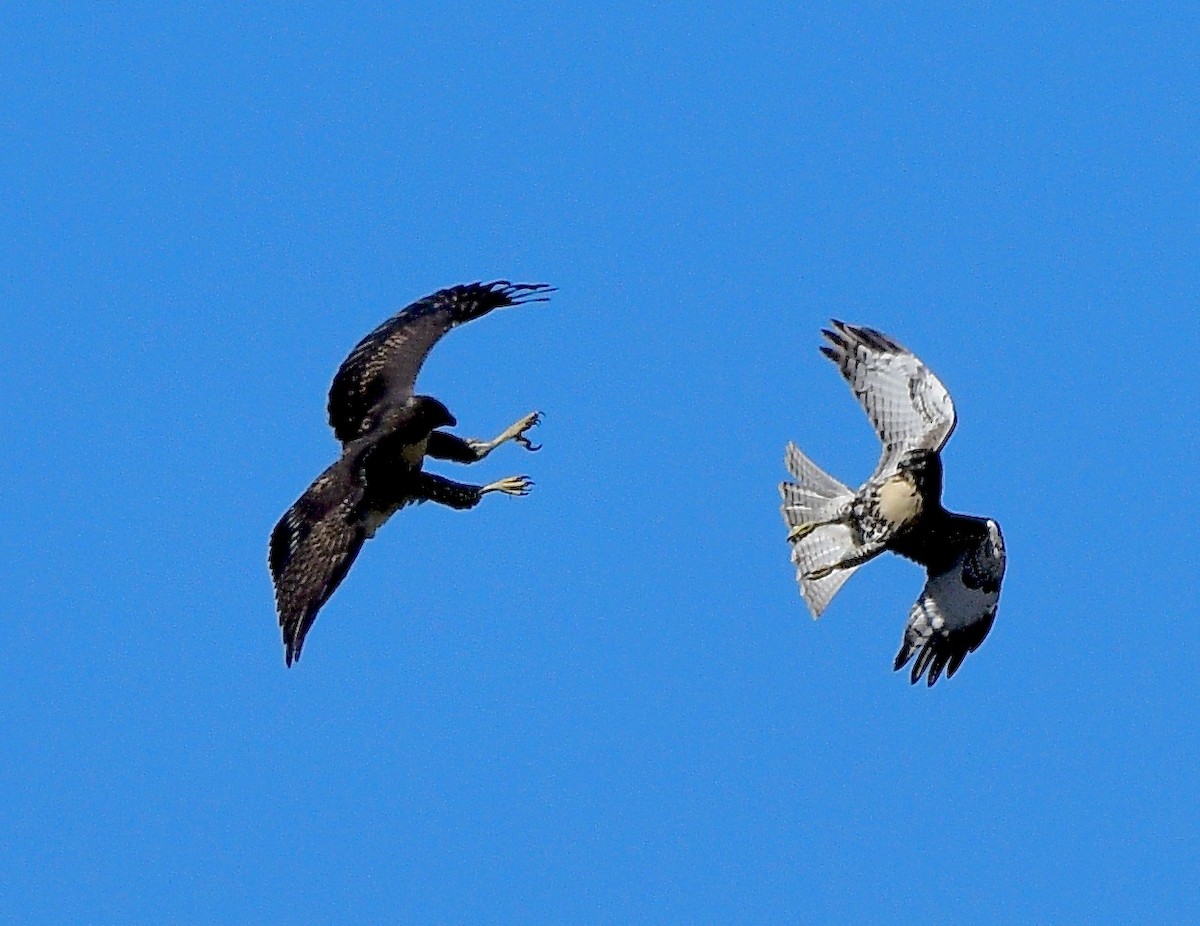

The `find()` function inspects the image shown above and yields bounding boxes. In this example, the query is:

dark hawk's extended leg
[426,411,543,463]
[413,471,533,510]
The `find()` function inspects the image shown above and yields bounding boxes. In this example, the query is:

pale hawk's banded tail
[779,442,860,617]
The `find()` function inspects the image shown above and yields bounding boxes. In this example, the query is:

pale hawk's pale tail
[779,442,861,617]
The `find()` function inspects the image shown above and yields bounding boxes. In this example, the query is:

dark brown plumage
[269,281,552,666]
[328,281,552,444]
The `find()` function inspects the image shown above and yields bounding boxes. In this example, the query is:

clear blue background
[2,4,1196,923]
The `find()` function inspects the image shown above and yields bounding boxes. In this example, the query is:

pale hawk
[779,321,1007,686]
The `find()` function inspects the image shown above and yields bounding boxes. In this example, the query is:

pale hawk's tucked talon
[787,521,830,544]
[269,281,551,666]
[778,320,1006,686]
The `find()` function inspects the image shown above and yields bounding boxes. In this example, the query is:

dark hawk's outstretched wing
[820,321,956,479]
[327,281,554,444]
[894,517,1006,686]
[269,454,368,666]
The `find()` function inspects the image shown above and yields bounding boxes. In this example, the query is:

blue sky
[2,3,1197,922]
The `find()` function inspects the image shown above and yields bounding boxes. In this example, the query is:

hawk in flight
[269,281,552,665]
[779,321,1006,685]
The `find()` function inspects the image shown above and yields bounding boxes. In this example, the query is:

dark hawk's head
[361,396,457,438]
[411,395,457,432]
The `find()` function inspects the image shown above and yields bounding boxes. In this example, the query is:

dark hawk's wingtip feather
[283,622,306,667]
[501,282,555,305]
[477,280,556,305]
[437,281,554,327]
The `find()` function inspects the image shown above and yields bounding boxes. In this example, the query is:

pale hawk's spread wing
[894,517,1006,686]
[820,321,956,479]
[327,281,554,444]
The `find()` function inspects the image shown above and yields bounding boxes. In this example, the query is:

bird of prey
[269,281,552,666]
[779,321,1006,686]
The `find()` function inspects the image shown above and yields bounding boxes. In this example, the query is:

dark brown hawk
[779,321,1006,686]
[269,281,552,665]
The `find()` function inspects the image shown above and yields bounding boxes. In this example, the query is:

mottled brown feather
[269,454,368,666]
[327,281,552,444]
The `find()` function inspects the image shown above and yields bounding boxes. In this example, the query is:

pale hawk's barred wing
[327,281,553,444]
[820,321,956,479]
[894,517,1006,686]
[269,455,369,666]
